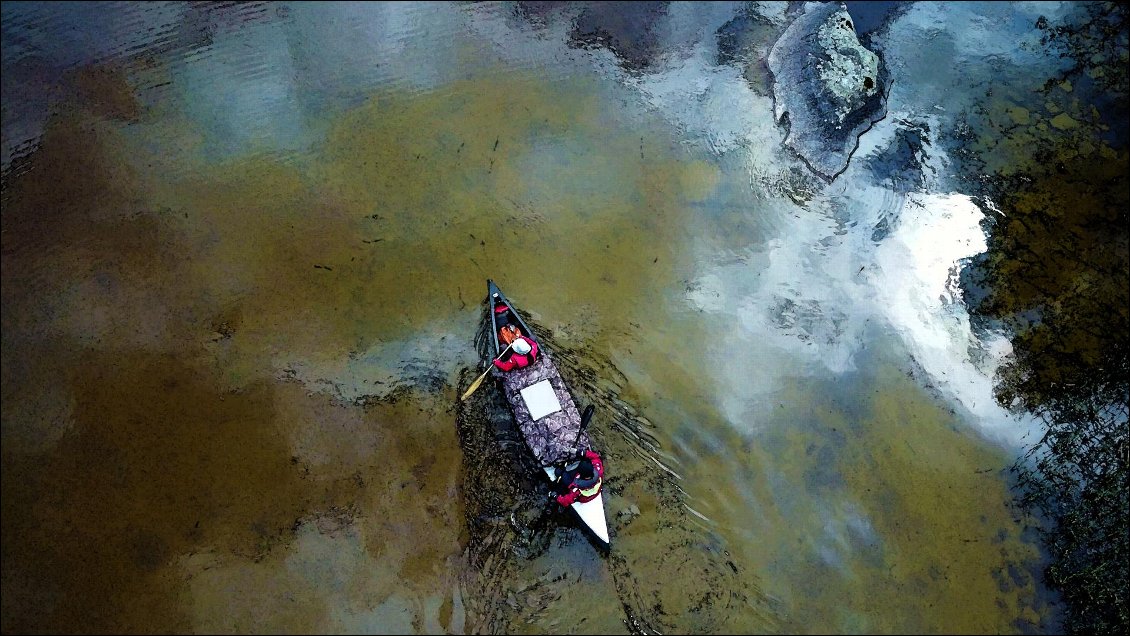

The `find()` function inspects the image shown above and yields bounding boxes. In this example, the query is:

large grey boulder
[768,2,890,179]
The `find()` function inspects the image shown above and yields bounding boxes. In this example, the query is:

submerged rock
[715,4,790,96]
[768,1,890,179]
[514,1,671,73]
[568,1,670,72]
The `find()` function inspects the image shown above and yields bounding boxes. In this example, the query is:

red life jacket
[555,450,604,506]
[493,337,538,371]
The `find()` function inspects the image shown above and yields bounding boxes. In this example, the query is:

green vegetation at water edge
[960,3,1129,633]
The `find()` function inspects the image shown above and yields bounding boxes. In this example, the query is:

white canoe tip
[542,468,610,548]
[573,493,610,546]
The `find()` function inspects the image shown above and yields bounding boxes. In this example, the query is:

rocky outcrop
[768,2,890,179]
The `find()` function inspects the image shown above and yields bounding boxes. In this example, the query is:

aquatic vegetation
[958,3,1129,633]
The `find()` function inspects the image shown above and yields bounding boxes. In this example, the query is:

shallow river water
[2,2,1084,633]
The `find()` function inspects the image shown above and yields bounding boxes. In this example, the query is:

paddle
[460,342,515,401]
[573,404,595,452]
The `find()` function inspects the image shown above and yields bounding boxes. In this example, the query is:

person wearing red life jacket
[553,449,604,507]
[493,334,538,371]
[492,304,538,371]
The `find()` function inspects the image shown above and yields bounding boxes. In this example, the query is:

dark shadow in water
[0,344,328,633]
[455,298,781,634]
[513,1,671,74]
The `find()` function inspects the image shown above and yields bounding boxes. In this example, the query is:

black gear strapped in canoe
[574,404,595,452]
[554,404,597,487]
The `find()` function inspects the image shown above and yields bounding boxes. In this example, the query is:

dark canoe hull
[486,279,609,547]
[487,279,590,466]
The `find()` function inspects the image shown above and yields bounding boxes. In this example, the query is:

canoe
[486,279,610,548]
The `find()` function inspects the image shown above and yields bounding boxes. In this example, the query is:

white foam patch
[649,3,1063,448]
[872,193,1039,446]
[681,119,1039,444]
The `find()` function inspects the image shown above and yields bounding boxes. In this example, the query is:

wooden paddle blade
[461,342,510,401]
[460,370,488,401]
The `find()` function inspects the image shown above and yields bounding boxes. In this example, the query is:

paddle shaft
[573,404,595,452]
[460,341,515,401]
